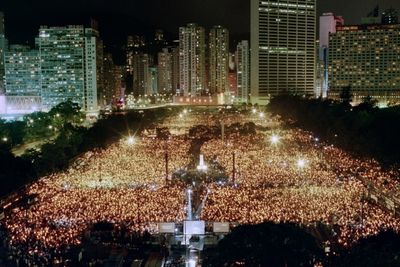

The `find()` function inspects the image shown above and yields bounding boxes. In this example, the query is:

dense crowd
[200,129,400,246]
[1,110,400,265]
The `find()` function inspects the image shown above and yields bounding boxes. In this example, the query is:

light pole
[165,142,169,185]
[232,151,236,185]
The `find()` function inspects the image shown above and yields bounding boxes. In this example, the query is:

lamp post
[232,151,236,185]
[165,142,169,185]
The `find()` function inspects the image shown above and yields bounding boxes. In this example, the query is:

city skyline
[0,0,399,48]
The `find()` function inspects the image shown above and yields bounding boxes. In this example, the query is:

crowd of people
[200,128,400,246]
[1,110,400,265]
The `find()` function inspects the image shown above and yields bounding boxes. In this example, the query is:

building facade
[158,48,173,95]
[328,24,400,104]
[179,23,206,96]
[132,53,151,97]
[37,26,98,113]
[317,13,344,98]
[4,45,41,113]
[250,0,317,104]
[0,11,8,95]
[236,40,250,103]
[209,26,229,94]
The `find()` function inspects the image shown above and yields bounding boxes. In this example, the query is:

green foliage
[268,95,400,165]
[0,106,175,197]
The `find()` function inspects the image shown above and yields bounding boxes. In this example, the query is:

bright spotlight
[297,159,306,169]
[259,112,265,118]
[126,136,135,145]
[270,135,280,145]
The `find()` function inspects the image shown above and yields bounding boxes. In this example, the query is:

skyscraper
[132,53,151,97]
[4,45,41,113]
[179,23,206,96]
[158,48,173,95]
[250,0,317,103]
[236,40,250,103]
[328,24,400,104]
[209,25,229,94]
[126,35,146,74]
[0,11,8,95]
[317,13,344,98]
[171,45,180,94]
[38,25,98,113]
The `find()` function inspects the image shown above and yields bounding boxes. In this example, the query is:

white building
[179,23,206,96]
[0,11,8,95]
[38,25,98,113]
[250,0,317,104]
[4,45,41,114]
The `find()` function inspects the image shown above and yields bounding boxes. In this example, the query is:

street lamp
[2,137,8,142]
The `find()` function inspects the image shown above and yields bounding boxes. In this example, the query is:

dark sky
[0,0,399,49]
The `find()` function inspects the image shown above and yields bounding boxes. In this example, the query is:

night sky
[0,0,399,54]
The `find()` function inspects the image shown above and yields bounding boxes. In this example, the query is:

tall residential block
[251,0,317,103]
[328,24,400,104]
[209,26,229,94]
[179,23,206,96]
[0,11,8,95]
[4,45,41,113]
[236,40,250,103]
[37,26,98,113]
[317,13,344,98]
[158,48,173,95]
[132,53,152,97]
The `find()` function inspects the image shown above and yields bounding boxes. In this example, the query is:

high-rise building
[148,67,158,95]
[179,23,206,96]
[236,40,250,103]
[4,45,41,113]
[0,11,4,35]
[0,11,8,95]
[209,25,229,94]
[158,48,173,95]
[250,0,317,103]
[382,8,398,25]
[37,25,98,113]
[328,24,400,104]
[132,53,151,97]
[126,35,146,74]
[103,53,123,106]
[171,45,180,94]
[317,13,344,98]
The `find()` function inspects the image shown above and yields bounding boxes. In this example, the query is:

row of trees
[268,94,400,166]
[0,104,176,197]
[0,101,85,148]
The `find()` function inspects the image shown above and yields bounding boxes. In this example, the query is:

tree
[332,230,400,267]
[339,86,353,105]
